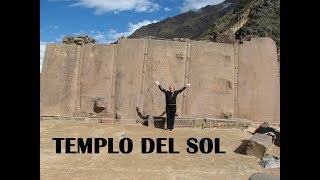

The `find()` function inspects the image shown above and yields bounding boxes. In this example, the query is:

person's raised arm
[176,83,191,94]
[156,81,166,93]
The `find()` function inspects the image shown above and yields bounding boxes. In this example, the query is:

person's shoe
[171,129,174,131]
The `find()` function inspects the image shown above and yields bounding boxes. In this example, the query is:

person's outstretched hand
[186,83,191,87]
[156,81,160,85]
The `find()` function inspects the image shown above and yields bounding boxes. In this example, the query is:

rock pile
[235,122,280,168]
[62,35,95,45]
[210,33,235,44]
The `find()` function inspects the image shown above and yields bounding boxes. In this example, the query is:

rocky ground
[40,120,280,180]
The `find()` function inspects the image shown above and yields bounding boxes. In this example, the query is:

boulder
[248,173,280,180]
[255,122,280,147]
[245,133,273,158]
[259,154,280,169]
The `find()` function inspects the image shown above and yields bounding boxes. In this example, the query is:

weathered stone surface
[79,44,115,116]
[40,44,80,116]
[62,35,95,45]
[99,118,114,124]
[193,118,206,128]
[255,122,280,147]
[174,117,194,127]
[259,154,280,169]
[263,159,280,169]
[144,117,251,129]
[186,41,235,118]
[246,133,273,158]
[116,113,122,119]
[93,97,107,108]
[237,38,280,123]
[248,173,280,180]
[222,111,233,119]
[41,38,280,123]
[143,39,187,116]
[114,39,146,119]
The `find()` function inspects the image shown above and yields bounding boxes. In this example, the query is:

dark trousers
[166,105,176,130]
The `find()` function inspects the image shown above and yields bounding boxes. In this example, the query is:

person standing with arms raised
[156,81,191,131]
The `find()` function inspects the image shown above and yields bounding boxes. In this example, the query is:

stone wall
[40,37,280,123]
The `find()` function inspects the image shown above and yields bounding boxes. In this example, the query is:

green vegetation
[198,0,280,47]
[235,0,280,46]
[129,0,280,48]
[197,0,256,39]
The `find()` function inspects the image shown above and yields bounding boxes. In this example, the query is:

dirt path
[40,120,280,180]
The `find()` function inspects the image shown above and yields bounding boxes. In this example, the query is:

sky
[40,0,225,72]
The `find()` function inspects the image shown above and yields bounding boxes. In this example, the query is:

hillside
[235,0,280,46]
[129,0,280,47]
[198,0,280,47]
[128,0,239,39]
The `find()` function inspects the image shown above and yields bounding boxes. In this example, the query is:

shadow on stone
[93,102,105,113]
[136,107,148,119]
[142,118,148,126]
[254,122,280,147]
[234,140,249,155]
[140,116,165,129]
[153,117,166,129]
[135,106,166,130]
[135,107,148,126]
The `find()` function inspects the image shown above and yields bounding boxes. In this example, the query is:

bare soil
[40,120,280,180]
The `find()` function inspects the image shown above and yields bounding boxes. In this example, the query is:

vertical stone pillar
[139,39,149,114]
[73,45,84,117]
[233,42,239,116]
[111,45,118,119]
[182,42,191,116]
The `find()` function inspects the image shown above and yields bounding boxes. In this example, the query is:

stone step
[40,116,252,129]
[143,117,252,129]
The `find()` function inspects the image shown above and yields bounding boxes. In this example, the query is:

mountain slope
[198,0,280,47]
[235,0,280,46]
[128,0,239,39]
[128,0,279,47]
